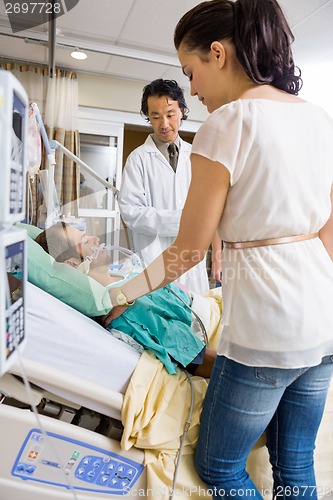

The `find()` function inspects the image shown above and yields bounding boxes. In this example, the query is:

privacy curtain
[44,68,79,220]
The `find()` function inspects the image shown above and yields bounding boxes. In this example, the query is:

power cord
[169,368,195,500]
[166,285,211,499]
[166,285,210,346]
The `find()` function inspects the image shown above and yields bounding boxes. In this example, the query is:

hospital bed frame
[3,356,333,500]
[0,358,148,499]
[1,357,124,432]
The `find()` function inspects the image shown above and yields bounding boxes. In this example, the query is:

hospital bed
[1,282,333,499]
[1,72,332,499]
[0,274,224,499]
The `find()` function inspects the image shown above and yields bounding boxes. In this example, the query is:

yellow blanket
[121,289,222,499]
[121,350,209,498]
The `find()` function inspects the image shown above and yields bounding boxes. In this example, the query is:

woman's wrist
[109,287,135,307]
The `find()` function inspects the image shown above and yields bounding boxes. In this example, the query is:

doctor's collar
[151,133,180,149]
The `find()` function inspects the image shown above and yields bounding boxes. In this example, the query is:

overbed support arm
[50,140,119,197]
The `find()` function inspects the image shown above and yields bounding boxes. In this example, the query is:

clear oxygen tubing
[77,244,144,279]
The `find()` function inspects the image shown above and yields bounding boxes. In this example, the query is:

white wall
[77,73,209,125]
[300,64,333,118]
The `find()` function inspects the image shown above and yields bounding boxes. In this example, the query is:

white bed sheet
[24,282,141,395]
[16,283,213,421]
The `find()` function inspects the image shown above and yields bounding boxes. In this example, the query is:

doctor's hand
[98,306,127,329]
[210,234,223,284]
[211,261,222,284]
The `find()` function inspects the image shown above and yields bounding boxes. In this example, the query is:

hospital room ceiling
[0,0,332,89]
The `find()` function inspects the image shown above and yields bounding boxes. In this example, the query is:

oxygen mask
[77,243,144,286]
[77,244,105,275]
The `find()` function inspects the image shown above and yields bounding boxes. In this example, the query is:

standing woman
[109,0,333,497]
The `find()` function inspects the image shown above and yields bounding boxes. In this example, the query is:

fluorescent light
[71,48,87,60]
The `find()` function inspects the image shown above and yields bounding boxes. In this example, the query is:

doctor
[118,79,210,293]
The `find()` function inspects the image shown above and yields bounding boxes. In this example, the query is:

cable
[165,285,210,499]
[166,285,210,347]
[12,356,80,500]
[26,176,34,225]
[169,368,195,500]
[4,269,79,500]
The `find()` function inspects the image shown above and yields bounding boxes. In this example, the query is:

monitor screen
[6,240,24,307]
[0,229,27,376]
[10,91,26,215]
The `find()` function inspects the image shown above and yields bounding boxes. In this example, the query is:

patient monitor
[0,70,28,375]
[0,70,28,225]
[0,229,27,376]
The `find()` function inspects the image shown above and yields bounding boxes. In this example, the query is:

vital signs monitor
[0,70,28,225]
[0,70,29,375]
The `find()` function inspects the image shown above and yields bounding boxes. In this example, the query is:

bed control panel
[74,454,139,491]
[12,429,144,495]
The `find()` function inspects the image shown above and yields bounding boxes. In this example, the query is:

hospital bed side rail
[1,357,124,419]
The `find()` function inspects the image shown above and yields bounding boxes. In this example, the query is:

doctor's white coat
[118,135,209,293]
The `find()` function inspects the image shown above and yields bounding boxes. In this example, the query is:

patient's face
[64,226,106,264]
[64,226,97,259]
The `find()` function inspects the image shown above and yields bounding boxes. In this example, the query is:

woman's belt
[224,232,319,249]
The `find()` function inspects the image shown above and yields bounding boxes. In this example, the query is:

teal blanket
[111,284,204,374]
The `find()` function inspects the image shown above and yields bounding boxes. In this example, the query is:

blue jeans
[195,355,333,499]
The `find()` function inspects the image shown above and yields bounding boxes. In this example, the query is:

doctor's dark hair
[35,221,82,263]
[174,0,302,95]
[140,79,189,121]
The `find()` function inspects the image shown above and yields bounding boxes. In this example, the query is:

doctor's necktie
[168,143,178,172]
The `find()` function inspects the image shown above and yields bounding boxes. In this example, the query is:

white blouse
[192,99,333,368]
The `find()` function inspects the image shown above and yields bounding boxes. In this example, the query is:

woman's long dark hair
[174,0,302,95]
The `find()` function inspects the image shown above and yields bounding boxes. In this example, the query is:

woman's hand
[99,305,127,328]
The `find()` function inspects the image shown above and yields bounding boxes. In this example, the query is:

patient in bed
[35,222,217,377]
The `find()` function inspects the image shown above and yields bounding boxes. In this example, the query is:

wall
[78,72,209,124]
[78,72,205,166]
